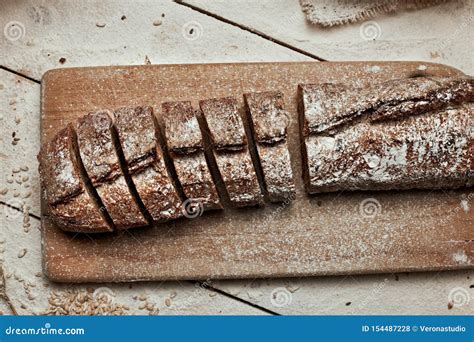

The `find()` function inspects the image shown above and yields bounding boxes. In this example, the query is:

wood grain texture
[0,0,309,81]
[183,0,474,74]
[41,61,474,282]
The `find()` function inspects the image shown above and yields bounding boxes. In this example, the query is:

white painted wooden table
[0,0,472,315]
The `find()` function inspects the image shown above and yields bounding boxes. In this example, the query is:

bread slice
[76,111,148,229]
[244,91,295,202]
[38,124,113,232]
[299,77,474,193]
[113,106,183,222]
[200,97,263,207]
[162,101,221,211]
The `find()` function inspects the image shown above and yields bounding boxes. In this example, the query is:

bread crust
[162,102,203,154]
[162,102,221,210]
[299,77,474,193]
[76,111,148,228]
[113,106,156,173]
[200,97,263,207]
[199,97,247,150]
[113,106,183,223]
[38,125,112,232]
[300,76,474,136]
[244,91,295,202]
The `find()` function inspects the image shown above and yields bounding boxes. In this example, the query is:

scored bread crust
[301,76,474,136]
[162,102,203,154]
[299,76,474,193]
[199,97,247,150]
[244,91,295,202]
[200,97,263,207]
[113,106,183,222]
[162,102,221,210]
[76,111,148,228]
[38,124,112,232]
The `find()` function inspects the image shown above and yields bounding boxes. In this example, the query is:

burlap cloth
[300,0,449,26]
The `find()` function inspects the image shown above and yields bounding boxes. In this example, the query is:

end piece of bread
[38,125,112,232]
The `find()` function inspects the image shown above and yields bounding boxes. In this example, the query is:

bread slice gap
[38,124,114,233]
[240,98,268,202]
[297,85,312,193]
[76,110,148,229]
[109,114,153,225]
[161,101,222,212]
[113,106,183,224]
[199,97,263,207]
[195,109,233,208]
[244,91,296,202]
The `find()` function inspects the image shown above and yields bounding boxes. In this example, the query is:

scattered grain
[42,289,129,315]
[18,249,27,258]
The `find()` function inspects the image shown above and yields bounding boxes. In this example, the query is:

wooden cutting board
[41,61,473,283]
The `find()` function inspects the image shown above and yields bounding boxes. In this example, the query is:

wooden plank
[182,0,474,74]
[0,0,309,81]
[211,270,474,315]
[41,61,473,283]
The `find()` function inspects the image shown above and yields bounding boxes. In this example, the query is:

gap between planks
[0,65,40,84]
[0,201,41,221]
[174,0,327,62]
[191,281,280,315]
